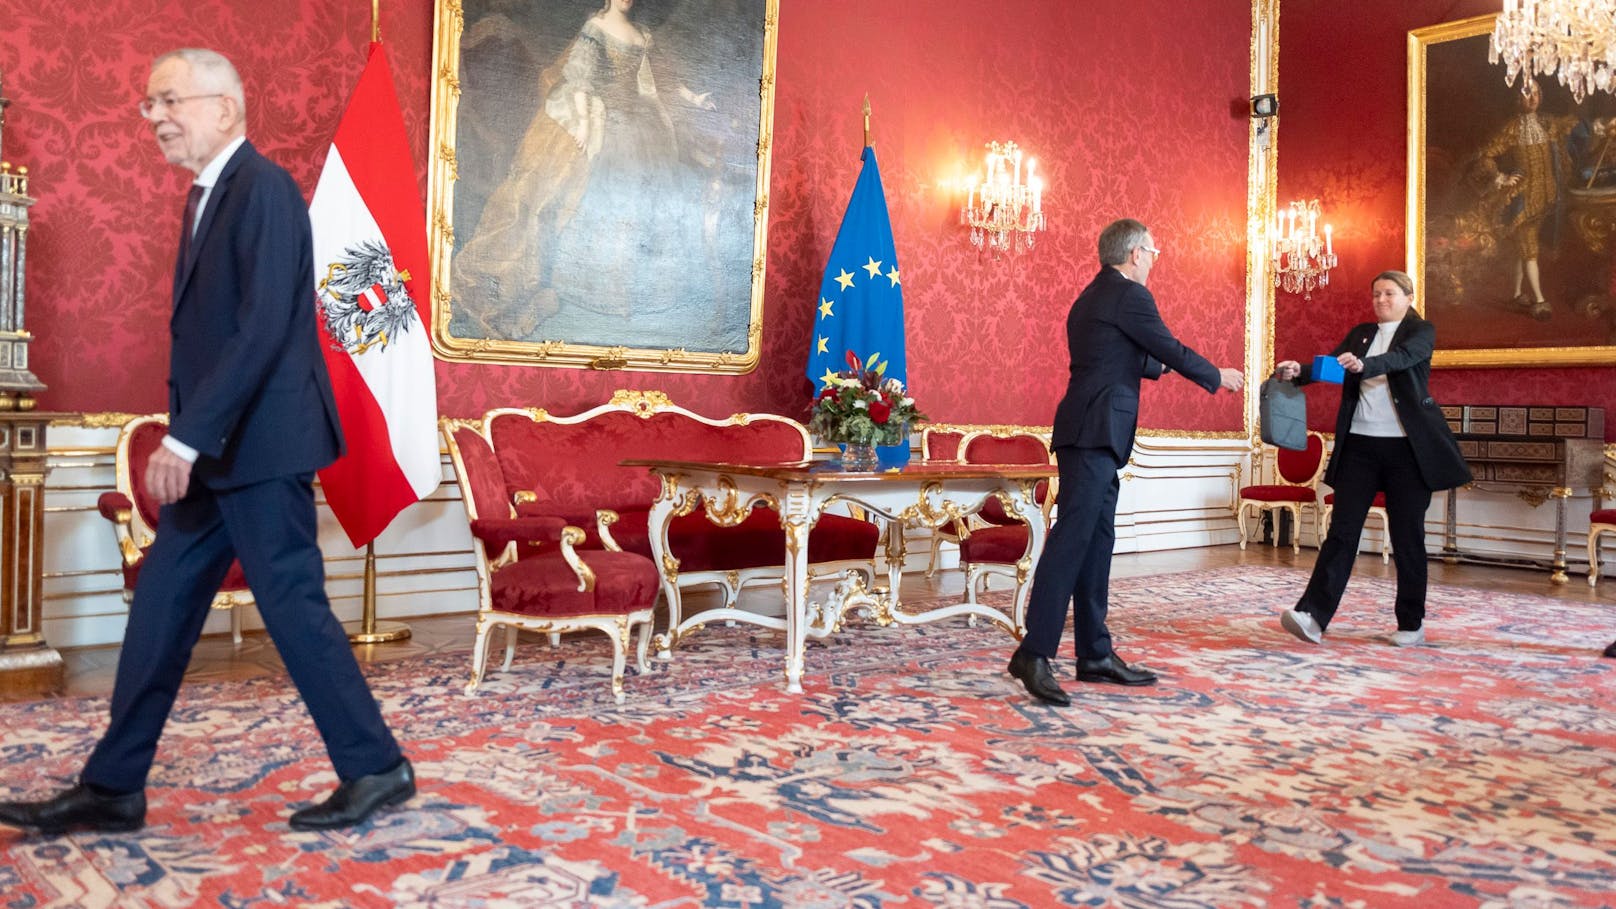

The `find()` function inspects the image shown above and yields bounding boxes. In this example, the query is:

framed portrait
[1408,14,1616,367]
[427,0,778,372]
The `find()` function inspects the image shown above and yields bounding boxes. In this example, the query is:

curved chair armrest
[97,491,134,524]
[950,515,973,540]
[469,515,568,551]
[596,509,623,552]
[512,489,538,506]
[558,526,596,592]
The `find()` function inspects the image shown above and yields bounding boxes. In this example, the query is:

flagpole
[863,94,871,147]
[341,1,411,646]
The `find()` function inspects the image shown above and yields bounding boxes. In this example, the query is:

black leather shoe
[0,783,145,835]
[1007,649,1071,706]
[288,758,415,831]
[1076,653,1157,686]
[1604,640,1616,659]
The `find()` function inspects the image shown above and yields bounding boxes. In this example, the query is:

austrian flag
[309,42,440,548]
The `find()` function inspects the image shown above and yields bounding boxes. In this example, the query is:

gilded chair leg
[465,620,492,695]
[609,632,628,705]
[230,605,243,646]
[1237,504,1250,550]
[1288,506,1300,554]
[1592,529,1604,588]
[924,535,941,578]
[548,632,560,648]
[633,618,652,673]
[502,626,517,672]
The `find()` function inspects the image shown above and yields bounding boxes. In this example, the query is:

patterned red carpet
[2,566,1613,908]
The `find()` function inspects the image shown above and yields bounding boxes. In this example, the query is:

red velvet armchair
[97,414,253,645]
[1237,431,1326,553]
[949,429,1056,612]
[442,420,658,703]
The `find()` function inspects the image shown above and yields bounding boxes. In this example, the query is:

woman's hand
[1337,352,1365,373]
[1273,360,1301,381]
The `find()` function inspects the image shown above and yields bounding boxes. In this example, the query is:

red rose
[818,387,836,401]
[869,400,892,423]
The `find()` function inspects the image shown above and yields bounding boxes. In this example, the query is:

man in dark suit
[1008,218,1244,706]
[0,49,413,835]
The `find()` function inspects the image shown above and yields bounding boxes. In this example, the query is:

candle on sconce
[1324,223,1333,256]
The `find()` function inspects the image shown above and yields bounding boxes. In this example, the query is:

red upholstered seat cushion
[123,551,249,596]
[1324,492,1387,507]
[1592,509,1616,525]
[489,410,808,525]
[1241,484,1318,503]
[490,550,659,618]
[959,524,1030,564]
[606,508,879,571]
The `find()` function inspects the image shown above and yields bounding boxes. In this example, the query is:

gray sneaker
[1390,627,1426,647]
[1281,609,1323,644]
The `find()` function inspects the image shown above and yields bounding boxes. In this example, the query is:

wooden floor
[36,543,1616,700]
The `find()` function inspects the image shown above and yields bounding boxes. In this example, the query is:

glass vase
[840,441,880,471]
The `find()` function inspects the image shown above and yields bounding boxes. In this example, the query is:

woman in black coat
[1272,270,1471,647]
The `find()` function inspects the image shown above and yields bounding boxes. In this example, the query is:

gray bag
[1259,378,1307,451]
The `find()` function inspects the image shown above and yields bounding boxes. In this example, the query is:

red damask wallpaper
[1,0,1250,432]
[1277,0,1616,441]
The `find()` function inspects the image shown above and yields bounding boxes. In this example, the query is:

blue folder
[1311,355,1345,384]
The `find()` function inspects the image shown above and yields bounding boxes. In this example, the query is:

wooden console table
[627,457,1057,694]
[0,411,58,697]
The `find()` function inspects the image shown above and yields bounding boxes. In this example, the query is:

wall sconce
[1272,199,1336,299]
[960,141,1045,255]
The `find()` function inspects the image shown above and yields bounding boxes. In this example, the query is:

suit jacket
[1295,310,1471,492]
[1051,267,1222,463]
[168,141,344,490]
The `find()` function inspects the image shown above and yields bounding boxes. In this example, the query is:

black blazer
[1295,310,1472,492]
[1051,267,1222,463]
[168,141,344,490]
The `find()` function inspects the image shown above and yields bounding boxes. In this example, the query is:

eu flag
[806,146,906,393]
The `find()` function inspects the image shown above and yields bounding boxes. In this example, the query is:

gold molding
[1408,14,1616,367]
[425,0,779,373]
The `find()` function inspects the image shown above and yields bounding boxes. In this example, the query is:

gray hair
[154,48,246,121]
[1098,218,1150,266]
[1371,270,1414,295]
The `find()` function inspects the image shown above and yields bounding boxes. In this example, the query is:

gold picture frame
[1408,14,1616,367]
[427,0,777,372]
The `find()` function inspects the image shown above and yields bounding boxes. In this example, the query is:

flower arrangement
[809,351,925,446]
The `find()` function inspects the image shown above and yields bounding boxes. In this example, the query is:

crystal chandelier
[1489,1,1616,102]
[1271,199,1336,300]
[960,141,1045,255]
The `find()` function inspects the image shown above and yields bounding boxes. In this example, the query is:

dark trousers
[1019,446,1122,661]
[1296,434,1433,632]
[82,473,402,793]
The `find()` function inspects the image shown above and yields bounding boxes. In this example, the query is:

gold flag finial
[371,0,380,42]
[862,94,872,148]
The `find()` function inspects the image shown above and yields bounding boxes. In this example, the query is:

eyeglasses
[1139,244,1162,258]
[138,94,224,118]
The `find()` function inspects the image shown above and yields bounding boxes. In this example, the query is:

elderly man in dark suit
[0,49,412,835]
[1007,218,1244,706]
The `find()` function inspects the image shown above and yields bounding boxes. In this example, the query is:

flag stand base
[345,619,411,644]
[344,542,411,644]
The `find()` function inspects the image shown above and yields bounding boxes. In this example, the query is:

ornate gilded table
[625,457,1057,693]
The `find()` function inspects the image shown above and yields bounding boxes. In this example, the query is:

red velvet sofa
[450,391,881,641]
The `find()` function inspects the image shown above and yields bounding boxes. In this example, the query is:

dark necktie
[178,184,204,266]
